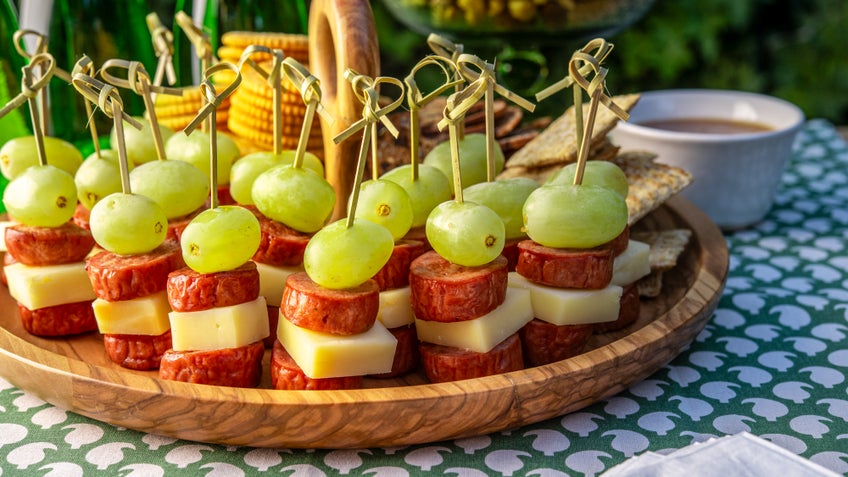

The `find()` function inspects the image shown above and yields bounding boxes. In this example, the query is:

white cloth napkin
[601,432,840,477]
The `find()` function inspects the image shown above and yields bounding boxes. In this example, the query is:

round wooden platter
[0,195,728,449]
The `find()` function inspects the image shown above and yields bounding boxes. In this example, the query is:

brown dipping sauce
[640,118,773,134]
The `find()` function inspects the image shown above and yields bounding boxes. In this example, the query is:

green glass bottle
[46,0,157,144]
[1,0,29,145]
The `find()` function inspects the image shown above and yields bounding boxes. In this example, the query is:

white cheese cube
[377,286,415,328]
[255,261,302,308]
[169,296,269,351]
[277,313,397,379]
[414,287,534,353]
[92,291,172,336]
[5,261,96,310]
[509,272,622,326]
[611,240,651,286]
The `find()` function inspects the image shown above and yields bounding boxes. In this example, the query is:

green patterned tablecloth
[1,120,847,476]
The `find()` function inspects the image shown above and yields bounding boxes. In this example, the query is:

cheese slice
[169,296,269,352]
[377,286,415,328]
[414,287,534,353]
[93,291,171,336]
[255,261,302,308]
[5,261,96,310]
[277,313,397,379]
[509,272,622,326]
[612,240,651,286]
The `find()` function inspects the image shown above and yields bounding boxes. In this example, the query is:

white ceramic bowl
[609,89,805,229]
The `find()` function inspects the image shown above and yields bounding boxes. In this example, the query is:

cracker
[496,140,620,183]
[637,271,664,298]
[631,228,692,298]
[611,151,694,225]
[631,228,693,271]
[504,93,639,169]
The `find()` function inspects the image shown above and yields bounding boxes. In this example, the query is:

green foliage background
[373,0,848,125]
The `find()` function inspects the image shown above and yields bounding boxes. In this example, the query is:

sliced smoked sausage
[516,240,614,289]
[166,261,260,313]
[158,340,265,387]
[87,241,185,301]
[5,222,95,266]
[103,331,172,371]
[281,272,379,335]
[419,333,524,383]
[371,239,425,291]
[18,300,97,337]
[519,319,593,367]
[248,206,312,267]
[410,251,508,323]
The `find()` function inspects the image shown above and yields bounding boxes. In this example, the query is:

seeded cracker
[630,229,693,297]
[502,93,640,170]
[610,151,694,226]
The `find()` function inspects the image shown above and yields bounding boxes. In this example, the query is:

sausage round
[409,251,508,323]
[403,226,431,252]
[501,237,522,272]
[370,324,418,378]
[270,340,363,390]
[516,240,614,289]
[158,340,264,387]
[87,240,185,301]
[1,251,16,287]
[607,225,630,257]
[371,239,426,291]
[166,212,199,243]
[18,300,97,337]
[594,283,641,333]
[264,305,280,348]
[72,202,90,230]
[166,261,260,313]
[419,333,524,383]
[248,206,312,267]
[519,319,593,367]
[5,222,95,266]
[103,330,172,370]
[281,272,379,335]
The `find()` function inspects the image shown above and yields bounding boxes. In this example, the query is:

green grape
[276,150,324,177]
[74,154,123,210]
[303,217,394,289]
[426,200,505,266]
[180,205,261,274]
[129,159,209,219]
[109,116,174,165]
[523,184,628,249]
[463,177,540,239]
[229,153,278,205]
[0,135,83,180]
[165,130,240,185]
[229,150,325,205]
[546,160,629,198]
[353,179,414,241]
[252,164,335,233]
[89,192,168,254]
[423,133,505,189]
[381,163,451,227]
[3,164,77,227]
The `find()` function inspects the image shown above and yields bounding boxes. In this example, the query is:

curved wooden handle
[308,0,380,220]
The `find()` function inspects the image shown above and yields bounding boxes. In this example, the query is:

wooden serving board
[0,195,728,449]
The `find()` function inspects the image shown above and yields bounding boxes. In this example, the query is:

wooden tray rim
[0,195,729,448]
